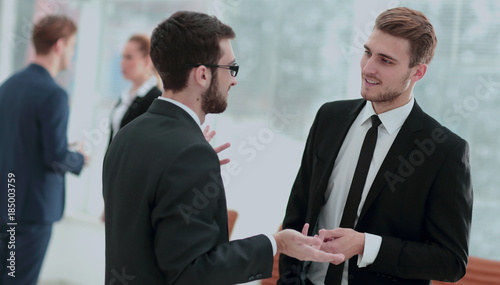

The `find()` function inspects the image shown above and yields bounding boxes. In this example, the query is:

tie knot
[371,115,382,128]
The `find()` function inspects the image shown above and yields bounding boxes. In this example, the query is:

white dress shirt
[156,96,278,255]
[308,98,414,285]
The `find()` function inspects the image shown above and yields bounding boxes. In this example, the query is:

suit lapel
[358,101,425,222]
[311,100,366,213]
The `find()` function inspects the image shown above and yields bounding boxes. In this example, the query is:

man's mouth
[364,77,380,85]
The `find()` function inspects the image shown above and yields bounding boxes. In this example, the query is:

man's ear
[53,38,65,55]
[192,65,210,88]
[411,63,427,83]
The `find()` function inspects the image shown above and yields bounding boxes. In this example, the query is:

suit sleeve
[39,88,84,175]
[151,142,273,285]
[368,139,473,282]
[279,105,323,284]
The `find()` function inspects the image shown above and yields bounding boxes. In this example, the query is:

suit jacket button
[248,275,255,281]
[256,273,263,279]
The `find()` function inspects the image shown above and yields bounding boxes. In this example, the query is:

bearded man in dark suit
[103,11,344,285]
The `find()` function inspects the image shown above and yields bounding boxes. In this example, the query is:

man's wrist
[357,231,366,255]
[358,233,382,267]
[272,232,283,255]
[266,233,278,256]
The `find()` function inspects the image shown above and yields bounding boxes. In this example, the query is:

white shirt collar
[135,76,158,98]
[156,96,202,127]
[359,97,415,135]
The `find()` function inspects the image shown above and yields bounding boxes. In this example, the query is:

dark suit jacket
[0,63,84,224]
[103,99,273,284]
[279,99,473,285]
[108,86,161,145]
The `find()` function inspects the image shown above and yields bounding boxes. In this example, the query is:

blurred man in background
[0,15,87,285]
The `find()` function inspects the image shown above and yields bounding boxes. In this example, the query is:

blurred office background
[1,0,499,284]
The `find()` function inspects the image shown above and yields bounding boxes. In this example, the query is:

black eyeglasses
[185,63,239,77]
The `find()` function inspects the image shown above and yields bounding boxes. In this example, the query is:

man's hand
[318,228,365,261]
[273,229,345,264]
[70,141,90,166]
[300,223,323,250]
[203,125,230,165]
[213,142,231,165]
[203,125,216,142]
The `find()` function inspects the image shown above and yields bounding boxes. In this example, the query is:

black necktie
[324,115,382,285]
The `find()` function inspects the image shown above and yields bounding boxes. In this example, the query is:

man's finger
[301,223,310,236]
[328,253,345,265]
[219,158,230,165]
[318,229,326,242]
[203,125,210,135]
[312,229,327,250]
[319,228,340,242]
[214,142,231,154]
[205,131,216,142]
[300,234,323,248]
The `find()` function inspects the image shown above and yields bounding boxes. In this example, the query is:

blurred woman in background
[109,34,162,144]
[102,34,162,222]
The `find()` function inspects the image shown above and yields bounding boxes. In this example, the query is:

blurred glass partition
[1,0,497,264]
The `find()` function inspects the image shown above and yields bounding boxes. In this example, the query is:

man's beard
[362,70,411,104]
[201,73,227,114]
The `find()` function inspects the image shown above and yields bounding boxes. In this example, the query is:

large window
[3,0,499,263]
[398,0,500,259]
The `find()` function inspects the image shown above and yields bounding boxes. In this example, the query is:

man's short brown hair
[32,15,77,55]
[150,11,235,92]
[375,7,437,67]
